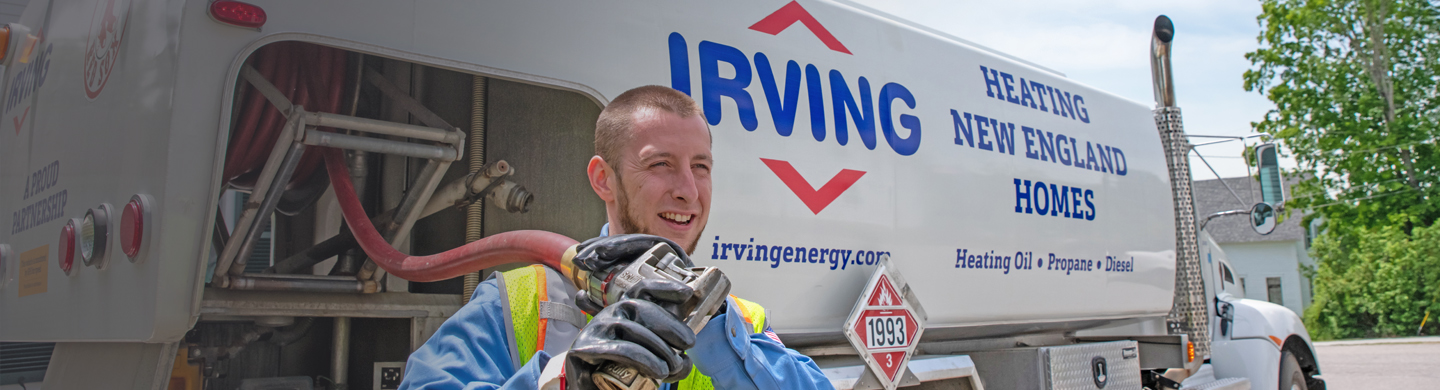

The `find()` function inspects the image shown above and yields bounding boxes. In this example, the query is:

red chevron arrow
[13,107,29,135]
[749,1,852,55]
[761,158,865,214]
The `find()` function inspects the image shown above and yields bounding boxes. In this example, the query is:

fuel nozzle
[558,242,733,390]
[561,242,730,332]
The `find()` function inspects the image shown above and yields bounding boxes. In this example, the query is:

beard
[614,175,700,254]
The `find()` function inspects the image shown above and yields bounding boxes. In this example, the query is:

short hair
[595,85,705,169]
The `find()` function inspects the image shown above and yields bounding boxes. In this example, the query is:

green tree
[1303,218,1440,339]
[1245,0,1440,339]
[1244,0,1439,234]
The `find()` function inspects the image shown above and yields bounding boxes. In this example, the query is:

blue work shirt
[400,224,833,390]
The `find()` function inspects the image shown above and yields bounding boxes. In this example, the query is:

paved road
[1313,337,1440,389]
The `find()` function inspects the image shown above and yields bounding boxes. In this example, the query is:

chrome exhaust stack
[1149,14,1209,368]
[1151,15,1177,108]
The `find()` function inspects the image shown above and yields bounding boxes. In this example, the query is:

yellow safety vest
[674,295,767,390]
[499,265,768,390]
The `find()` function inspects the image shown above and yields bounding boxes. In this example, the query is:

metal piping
[269,232,362,275]
[271,317,316,346]
[225,58,472,287]
[423,160,510,217]
[386,161,449,247]
[336,56,361,380]
[214,113,306,286]
[348,53,365,117]
[464,76,487,304]
[333,149,369,276]
[364,66,457,131]
[189,325,273,362]
[302,129,460,161]
[228,274,377,294]
[335,53,369,278]
[268,163,528,276]
[212,208,230,262]
[1151,15,1177,108]
[227,141,309,276]
[1199,209,1249,232]
[240,65,294,113]
[1149,14,1210,363]
[332,317,352,388]
[1192,149,1248,205]
[323,148,575,282]
[304,111,461,144]
[486,181,533,214]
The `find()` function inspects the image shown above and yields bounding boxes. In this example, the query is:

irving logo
[760,158,865,214]
[748,1,852,54]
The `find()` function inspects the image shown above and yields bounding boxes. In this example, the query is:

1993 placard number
[865,315,907,348]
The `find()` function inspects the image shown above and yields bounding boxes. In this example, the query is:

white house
[1193,176,1315,316]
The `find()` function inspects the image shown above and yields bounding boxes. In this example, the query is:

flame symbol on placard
[878,285,895,306]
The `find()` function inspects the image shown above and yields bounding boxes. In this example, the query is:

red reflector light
[121,194,152,261]
[0,26,10,63]
[121,199,143,258]
[210,1,266,29]
[59,219,78,276]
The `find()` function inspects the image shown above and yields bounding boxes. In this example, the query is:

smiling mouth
[660,212,694,225]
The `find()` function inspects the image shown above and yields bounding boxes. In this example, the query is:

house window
[1305,218,1324,249]
[1266,277,1284,305]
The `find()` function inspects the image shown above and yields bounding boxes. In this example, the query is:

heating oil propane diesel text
[955,249,1135,276]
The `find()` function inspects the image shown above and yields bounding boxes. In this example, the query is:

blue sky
[849,0,1285,179]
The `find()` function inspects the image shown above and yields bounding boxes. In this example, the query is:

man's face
[611,109,712,253]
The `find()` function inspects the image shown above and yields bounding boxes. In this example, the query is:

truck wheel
[1279,351,1307,390]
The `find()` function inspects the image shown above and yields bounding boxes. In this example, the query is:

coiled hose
[225,42,575,282]
[224,42,344,189]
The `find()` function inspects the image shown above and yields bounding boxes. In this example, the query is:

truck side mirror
[1255,143,1284,207]
[1250,202,1276,235]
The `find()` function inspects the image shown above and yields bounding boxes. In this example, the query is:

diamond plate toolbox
[1043,340,1141,390]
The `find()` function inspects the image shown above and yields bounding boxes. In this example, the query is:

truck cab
[1192,230,1324,390]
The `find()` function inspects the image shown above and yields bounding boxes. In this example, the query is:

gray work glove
[565,280,698,390]
[571,234,691,273]
[571,234,693,315]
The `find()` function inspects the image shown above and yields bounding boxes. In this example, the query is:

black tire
[1279,351,1307,390]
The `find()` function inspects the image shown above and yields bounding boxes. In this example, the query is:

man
[400,86,832,390]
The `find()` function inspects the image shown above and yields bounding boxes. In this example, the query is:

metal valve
[562,243,732,390]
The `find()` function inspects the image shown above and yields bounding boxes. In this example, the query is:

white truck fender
[1210,338,1282,390]
[1212,297,1323,390]
[1228,298,1311,347]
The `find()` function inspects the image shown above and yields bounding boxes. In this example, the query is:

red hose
[225,42,343,189]
[226,42,571,281]
[321,147,576,281]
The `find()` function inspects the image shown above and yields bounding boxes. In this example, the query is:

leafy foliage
[1244,0,1440,234]
[1246,0,1440,339]
[1303,218,1440,339]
